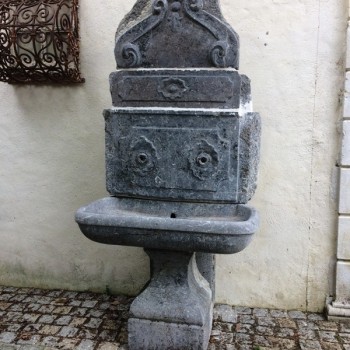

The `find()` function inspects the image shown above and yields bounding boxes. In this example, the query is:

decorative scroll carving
[183,0,239,68]
[114,0,239,69]
[0,0,84,84]
[115,0,168,68]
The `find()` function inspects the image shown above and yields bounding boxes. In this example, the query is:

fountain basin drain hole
[170,213,177,219]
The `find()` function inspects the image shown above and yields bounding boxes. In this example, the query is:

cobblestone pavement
[0,286,349,350]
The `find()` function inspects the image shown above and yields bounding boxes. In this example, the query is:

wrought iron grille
[0,0,84,84]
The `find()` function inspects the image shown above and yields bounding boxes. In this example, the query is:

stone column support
[327,1,350,320]
[128,250,213,349]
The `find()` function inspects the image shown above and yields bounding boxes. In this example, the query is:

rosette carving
[188,140,219,181]
[129,136,159,177]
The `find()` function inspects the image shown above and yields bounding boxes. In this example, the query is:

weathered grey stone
[75,0,261,349]
[104,108,260,203]
[110,69,241,109]
[128,250,213,349]
[75,197,258,254]
[115,0,239,69]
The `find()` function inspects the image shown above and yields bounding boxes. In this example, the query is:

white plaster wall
[0,0,347,311]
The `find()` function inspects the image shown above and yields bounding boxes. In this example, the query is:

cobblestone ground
[0,286,349,349]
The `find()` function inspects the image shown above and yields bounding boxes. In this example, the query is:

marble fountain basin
[75,197,259,254]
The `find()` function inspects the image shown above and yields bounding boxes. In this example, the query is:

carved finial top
[115,0,240,69]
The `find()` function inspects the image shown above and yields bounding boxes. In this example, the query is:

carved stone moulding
[110,69,241,109]
[114,0,240,69]
[0,0,84,84]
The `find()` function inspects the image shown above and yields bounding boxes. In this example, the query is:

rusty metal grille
[0,0,84,84]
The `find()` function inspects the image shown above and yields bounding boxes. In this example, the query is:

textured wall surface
[0,0,347,311]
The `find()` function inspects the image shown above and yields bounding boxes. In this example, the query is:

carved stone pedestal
[128,250,213,350]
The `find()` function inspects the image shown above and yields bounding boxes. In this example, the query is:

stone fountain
[75,0,261,348]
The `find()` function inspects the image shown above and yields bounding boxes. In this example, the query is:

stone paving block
[319,331,338,343]
[16,334,41,345]
[9,295,26,302]
[77,328,98,340]
[39,325,61,336]
[257,317,275,327]
[37,306,55,314]
[70,308,88,317]
[85,318,103,329]
[81,300,98,308]
[0,332,16,343]
[46,291,62,298]
[298,328,317,340]
[276,317,297,329]
[68,300,81,307]
[56,338,79,349]
[234,306,252,315]
[57,326,78,338]
[308,313,325,321]
[253,308,269,317]
[41,336,60,348]
[0,295,14,301]
[318,321,338,331]
[238,315,255,325]
[97,342,121,350]
[267,337,296,349]
[270,309,288,318]
[36,298,53,305]
[69,317,86,327]
[275,327,294,338]
[52,306,72,314]
[236,333,252,344]
[87,309,105,318]
[55,316,71,326]
[22,314,40,323]
[297,319,319,330]
[0,303,12,311]
[256,326,274,336]
[288,310,307,319]
[6,324,22,332]
[99,302,111,310]
[101,320,118,330]
[8,304,26,312]
[52,297,69,306]
[26,304,41,312]
[340,323,350,333]
[321,342,343,350]
[22,324,42,333]
[340,332,350,343]
[299,339,322,349]
[61,292,78,299]
[76,339,96,350]
[37,316,56,325]
[253,335,271,347]
[213,304,237,323]
[235,323,254,334]
[98,329,118,342]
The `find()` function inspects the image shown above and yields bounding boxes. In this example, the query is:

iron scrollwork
[0,0,84,84]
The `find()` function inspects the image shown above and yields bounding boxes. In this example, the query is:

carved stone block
[110,69,241,108]
[104,109,260,203]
